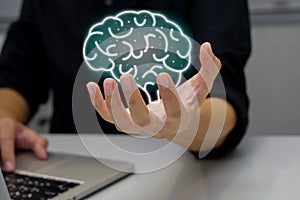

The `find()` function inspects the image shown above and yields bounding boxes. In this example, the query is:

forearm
[0,88,30,123]
[167,97,237,152]
[193,97,236,151]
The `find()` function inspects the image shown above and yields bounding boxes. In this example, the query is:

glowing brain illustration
[83,10,192,102]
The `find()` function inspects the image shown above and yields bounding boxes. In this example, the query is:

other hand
[0,117,48,172]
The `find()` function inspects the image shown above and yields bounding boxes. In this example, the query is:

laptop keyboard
[2,171,80,200]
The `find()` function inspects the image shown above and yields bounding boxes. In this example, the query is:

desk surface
[45,134,300,200]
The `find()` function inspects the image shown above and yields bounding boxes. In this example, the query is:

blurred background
[0,0,299,135]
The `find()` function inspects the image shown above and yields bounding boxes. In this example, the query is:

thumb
[198,42,221,91]
[200,42,221,72]
[186,42,222,102]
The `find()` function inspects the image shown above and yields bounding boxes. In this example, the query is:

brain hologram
[83,10,192,102]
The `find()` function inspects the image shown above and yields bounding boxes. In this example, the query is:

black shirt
[0,0,251,158]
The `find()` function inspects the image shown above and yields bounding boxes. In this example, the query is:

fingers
[15,124,48,160]
[0,118,16,172]
[87,82,114,123]
[120,74,151,127]
[32,136,48,159]
[157,73,182,118]
[104,78,118,116]
[0,118,48,172]
[104,78,135,132]
[190,42,221,101]
[156,73,182,138]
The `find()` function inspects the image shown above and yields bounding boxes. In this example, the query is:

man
[0,0,251,172]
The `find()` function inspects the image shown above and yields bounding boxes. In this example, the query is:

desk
[45,134,300,200]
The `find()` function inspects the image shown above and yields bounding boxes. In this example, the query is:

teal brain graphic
[83,10,192,102]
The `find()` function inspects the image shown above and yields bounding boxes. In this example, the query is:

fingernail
[105,80,115,96]
[87,83,96,101]
[157,75,170,88]
[122,76,133,91]
[5,161,14,172]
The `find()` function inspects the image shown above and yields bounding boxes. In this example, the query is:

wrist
[0,109,17,120]
[0,88,30,123]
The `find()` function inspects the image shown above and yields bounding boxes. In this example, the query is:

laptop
[0,151,134,200]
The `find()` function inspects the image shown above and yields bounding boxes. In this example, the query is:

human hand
[87,42,221,142]
[0,117,48,172]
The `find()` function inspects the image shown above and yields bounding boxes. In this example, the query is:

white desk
[45,134,300,200]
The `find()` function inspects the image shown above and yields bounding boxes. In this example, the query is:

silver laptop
[0,151,134,200]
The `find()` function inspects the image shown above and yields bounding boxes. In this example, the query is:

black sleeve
[0,0,50,120]
[187,0,251,158]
